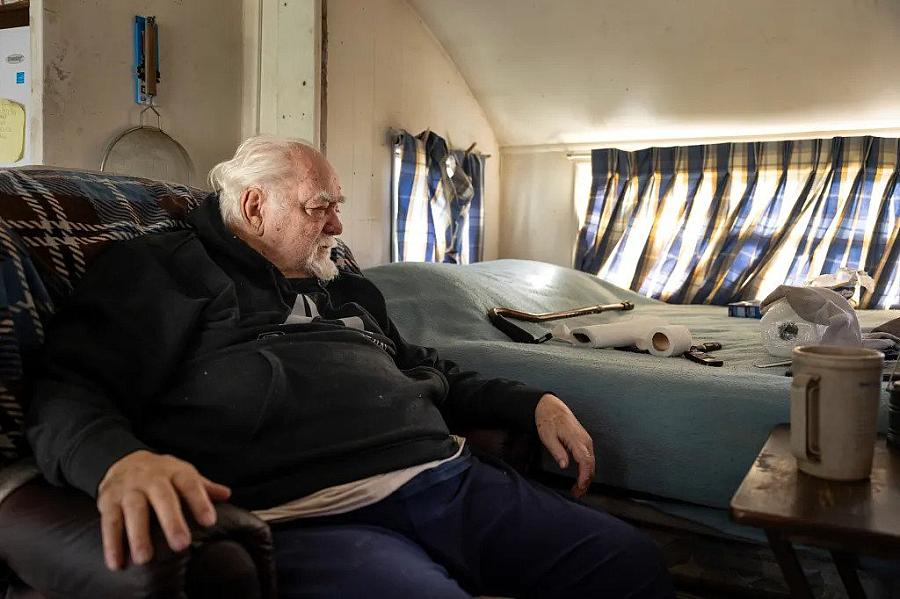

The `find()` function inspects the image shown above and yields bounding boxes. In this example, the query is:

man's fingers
[578,440,596,479]
[96,452,228,570]
[146,481,192,551]
[100,504,125,571]
[574,447,595,495]
[536,399,595,497]
[202,477,232,502]
[559,429,595,497]
[173,473,217,528]
[542,433,569,469]
[121,491,153,566]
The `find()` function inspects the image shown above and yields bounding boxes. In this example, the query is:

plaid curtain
[574,137,900,308]
[392,130,484,264]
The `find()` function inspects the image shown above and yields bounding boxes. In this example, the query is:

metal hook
[139,101,162,130]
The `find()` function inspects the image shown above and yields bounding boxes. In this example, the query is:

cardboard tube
[647,325,693,357]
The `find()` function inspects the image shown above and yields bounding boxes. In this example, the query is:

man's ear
[240,188,266,236]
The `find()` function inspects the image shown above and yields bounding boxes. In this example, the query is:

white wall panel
[499,152,578,266]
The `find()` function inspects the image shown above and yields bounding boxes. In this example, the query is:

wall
[325,0,501,267]
[499,152,577,266]
[40,0,243,186]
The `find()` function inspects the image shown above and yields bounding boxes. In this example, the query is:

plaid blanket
[0,168,360,470]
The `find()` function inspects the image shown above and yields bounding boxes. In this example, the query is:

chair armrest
[189,503,277,599]
[456,427,539,475]
[0,478,276,599]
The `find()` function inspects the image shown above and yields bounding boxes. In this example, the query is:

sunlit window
[572,158,592,230]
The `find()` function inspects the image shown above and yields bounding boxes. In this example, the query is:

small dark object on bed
[616,342,725,366]
[489,315,553,344]
[695,342,722,352]
[683,346,724,367]
[614,345,649,354]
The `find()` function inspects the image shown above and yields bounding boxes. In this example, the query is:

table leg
[831,551,866,599]
[765,530,814,599]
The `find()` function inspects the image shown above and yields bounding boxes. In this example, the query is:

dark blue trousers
[272,454,674,598]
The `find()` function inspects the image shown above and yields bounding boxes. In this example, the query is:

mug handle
[791,373,821,462]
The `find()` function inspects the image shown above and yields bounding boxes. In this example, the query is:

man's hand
[96,450,231,571]
[535,394,595,498]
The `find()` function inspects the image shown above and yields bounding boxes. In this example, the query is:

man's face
[262,151,345,280]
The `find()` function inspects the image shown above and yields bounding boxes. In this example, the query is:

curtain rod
[504,124,900,156]
[387,128,492,158]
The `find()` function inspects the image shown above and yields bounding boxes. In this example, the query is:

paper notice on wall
[0,98,25,163]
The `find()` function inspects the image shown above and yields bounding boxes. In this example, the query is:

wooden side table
[730,424,900,599]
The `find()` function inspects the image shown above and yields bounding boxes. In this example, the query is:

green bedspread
[366,259,898,511]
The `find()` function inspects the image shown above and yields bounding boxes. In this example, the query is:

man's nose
[324,206,343,235]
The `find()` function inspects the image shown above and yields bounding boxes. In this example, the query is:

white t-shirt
[253,436,465,523]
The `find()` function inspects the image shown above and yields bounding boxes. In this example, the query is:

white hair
[208,136,316,225]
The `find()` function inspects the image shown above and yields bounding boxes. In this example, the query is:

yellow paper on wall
[0,99,25,163]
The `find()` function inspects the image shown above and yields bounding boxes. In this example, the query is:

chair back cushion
[0,168,360,468]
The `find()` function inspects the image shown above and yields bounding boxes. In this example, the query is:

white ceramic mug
[790,345,883,481]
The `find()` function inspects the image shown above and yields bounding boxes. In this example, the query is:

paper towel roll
[646,325,693,357]
[568,318,665,349]
[632,318,667,350]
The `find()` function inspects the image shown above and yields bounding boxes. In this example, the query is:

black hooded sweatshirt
[26,198,546,509]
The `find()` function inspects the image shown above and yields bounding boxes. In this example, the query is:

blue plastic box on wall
[727,301,762,318]
[133,16,159,105]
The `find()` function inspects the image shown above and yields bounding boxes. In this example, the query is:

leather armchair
[0,479,276,599]
[0,168,540,598]
[0,168,288,598]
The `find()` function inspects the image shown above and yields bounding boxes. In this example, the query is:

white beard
[309,255,338,281]
[306,238,339,281]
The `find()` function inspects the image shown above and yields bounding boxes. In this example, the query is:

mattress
[365,259,898,510]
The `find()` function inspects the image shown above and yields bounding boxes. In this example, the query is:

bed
[366,259,898,529]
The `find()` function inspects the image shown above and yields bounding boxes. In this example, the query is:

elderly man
[27,137,673,598]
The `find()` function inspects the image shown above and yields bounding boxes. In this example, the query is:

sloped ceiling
[406,0,900,148]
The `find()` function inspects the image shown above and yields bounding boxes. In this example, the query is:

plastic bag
[760,298,829,357]
[807,268,874,305]
[759,286,862,358]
